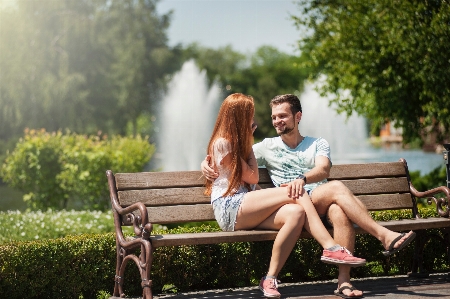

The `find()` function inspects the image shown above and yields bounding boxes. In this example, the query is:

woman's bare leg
[234,187,297,230]
[235,187,364,276]
[296,194,338,249]
[253,203,306,276]
[236,187,337,249]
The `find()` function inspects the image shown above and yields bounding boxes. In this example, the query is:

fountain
[155,60,222,171]
[154,62,443,174]
[299,83,369,163]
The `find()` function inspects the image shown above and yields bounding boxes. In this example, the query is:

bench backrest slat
[341,177,410,195]
[115,169,273,190]
[118,187,209,207]
[329,162,406,180]
[146,204,215,224]
[114,160,414,225]
[135,193,414,224]
[118,177,410,207]
[359,193,413,210]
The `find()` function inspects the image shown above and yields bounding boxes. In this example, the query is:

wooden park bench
[106,158,450,299]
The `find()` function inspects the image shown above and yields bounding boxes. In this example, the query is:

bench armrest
[410,184,450,217]
[106,170,153,239]
[117,202,153,238]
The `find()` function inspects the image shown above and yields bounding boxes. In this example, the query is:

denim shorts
[211,192,246,232]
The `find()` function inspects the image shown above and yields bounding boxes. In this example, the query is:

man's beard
[277,125,294,135]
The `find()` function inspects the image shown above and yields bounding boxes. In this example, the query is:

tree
[232,46,312,139]
[97,0,180,136]
[182,44,312,139]
[0,0,178,142]
[293,0,450,143]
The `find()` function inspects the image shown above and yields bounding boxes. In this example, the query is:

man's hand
[201,155,219,181]
[251,122,257,134]
[280,178,305,199]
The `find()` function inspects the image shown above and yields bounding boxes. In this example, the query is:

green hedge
[1,208,448,299]
[0,234,118,299]
[0,129,154,210]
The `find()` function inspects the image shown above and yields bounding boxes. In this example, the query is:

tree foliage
[1,129,154,210]
[0,0,178,141]
[293,0,450,143]
[182,44,312,139]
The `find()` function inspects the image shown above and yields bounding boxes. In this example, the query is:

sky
[156,0,301,55]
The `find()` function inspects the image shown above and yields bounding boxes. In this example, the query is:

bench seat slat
[150,217,450,247]
[329,162,406,180]
[369,217,450,232]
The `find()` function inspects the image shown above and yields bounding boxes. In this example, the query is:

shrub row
[0,129,154,210]
[0,207,448,299]
[0,233,117,299]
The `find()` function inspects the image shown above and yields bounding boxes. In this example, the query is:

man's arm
[241,150,259,185]
[281,155,331,199]
[304,155,331,183]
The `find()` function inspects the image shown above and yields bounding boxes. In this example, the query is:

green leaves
[0,130,154,210]
[0,0,177,141]
[294,0,450,143]
[182,44,312,139]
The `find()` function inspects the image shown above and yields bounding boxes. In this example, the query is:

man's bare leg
[328,204,362,297]
[311,180,415,251]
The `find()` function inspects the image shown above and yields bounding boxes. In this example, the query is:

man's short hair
[269,94,302,115]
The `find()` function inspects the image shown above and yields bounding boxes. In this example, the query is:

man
[202,94,416,298]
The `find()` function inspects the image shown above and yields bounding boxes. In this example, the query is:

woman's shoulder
[213,137,230,147]
[213,137,232,153]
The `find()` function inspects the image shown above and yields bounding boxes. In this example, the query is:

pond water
[299,83,445,175]
[332,145,445,175]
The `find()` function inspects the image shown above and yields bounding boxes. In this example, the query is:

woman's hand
[201,155,219,181]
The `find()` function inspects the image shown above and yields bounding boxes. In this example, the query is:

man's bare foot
[382,230,416,256]
[334,282,363,298]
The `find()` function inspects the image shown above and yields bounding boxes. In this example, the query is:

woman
[204,93,365,298]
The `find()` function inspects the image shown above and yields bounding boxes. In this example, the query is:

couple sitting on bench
[201,93,416,298]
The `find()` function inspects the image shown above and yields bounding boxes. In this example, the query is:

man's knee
[312,181,352,205]
[327,180,352,195]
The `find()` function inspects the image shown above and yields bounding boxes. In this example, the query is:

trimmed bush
[0,129,154,210]
[1,207,448,299]
[0,233,118,299]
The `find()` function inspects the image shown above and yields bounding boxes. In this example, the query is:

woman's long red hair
[204,93,255,197]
